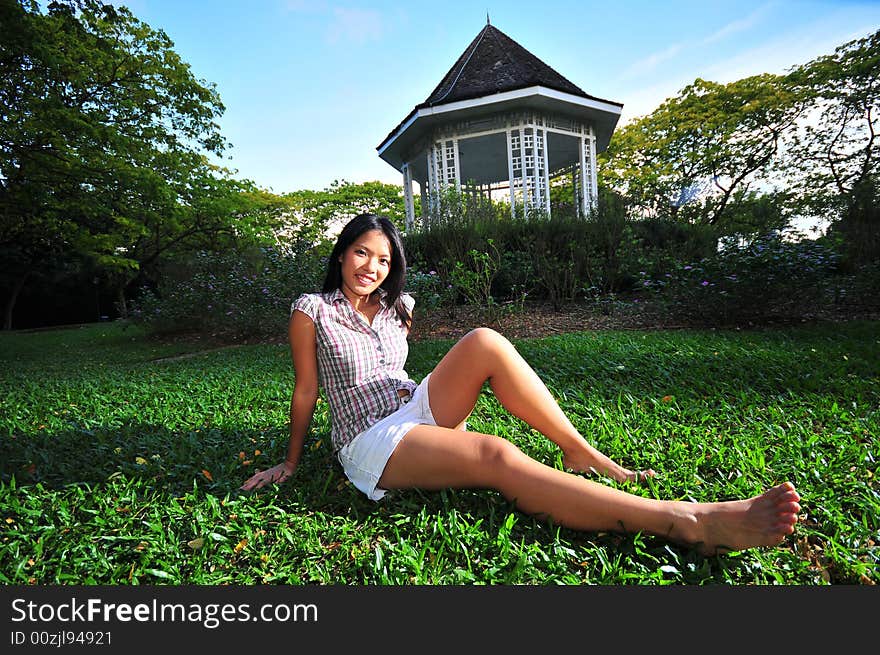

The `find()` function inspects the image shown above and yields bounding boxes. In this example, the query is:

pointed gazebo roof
[378,23,623,176]
[420,23,604,108]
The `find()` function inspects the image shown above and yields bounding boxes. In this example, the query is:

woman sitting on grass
[241,213,800,555]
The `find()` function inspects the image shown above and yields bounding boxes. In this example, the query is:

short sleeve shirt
[292,288,417,451]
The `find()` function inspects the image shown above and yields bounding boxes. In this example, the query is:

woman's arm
[240,310,318,490]
[283,310,319,469]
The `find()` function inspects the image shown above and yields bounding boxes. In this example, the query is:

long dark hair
[322,213,411,328]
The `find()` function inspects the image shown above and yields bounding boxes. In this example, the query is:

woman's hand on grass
[240,461,296,491]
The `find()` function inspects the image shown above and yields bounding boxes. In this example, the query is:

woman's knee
[463,327,509,353]
[472,434,524,479]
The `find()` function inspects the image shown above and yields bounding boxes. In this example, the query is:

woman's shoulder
[295,291,326,303]
[291,291,330,318]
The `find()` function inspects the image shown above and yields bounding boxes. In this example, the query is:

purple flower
[701,281,709,286]
[684,265,693,270]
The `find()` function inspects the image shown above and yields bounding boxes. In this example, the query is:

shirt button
[379,358,385,364]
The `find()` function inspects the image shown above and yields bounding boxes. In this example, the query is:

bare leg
[378,425,800,555]
[426,328,651,483]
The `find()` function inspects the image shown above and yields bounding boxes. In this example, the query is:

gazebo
[377,20,623,230]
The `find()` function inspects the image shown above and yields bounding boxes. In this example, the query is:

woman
[241,213,800,555]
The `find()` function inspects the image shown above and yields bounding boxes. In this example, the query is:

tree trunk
[3,271,31,331]
[116,283,128,318]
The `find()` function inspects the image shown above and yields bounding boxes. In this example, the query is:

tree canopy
[599,27,879,247]
[784,29,880,210]
[600,74,806,227]
[283,179,408,248]
[0,0,283,327]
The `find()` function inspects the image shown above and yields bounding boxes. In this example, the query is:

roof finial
[486,12,490,25]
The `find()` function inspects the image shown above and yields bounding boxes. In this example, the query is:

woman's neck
[342,288,377,313]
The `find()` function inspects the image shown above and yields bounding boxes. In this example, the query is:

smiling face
[338,229,392,301]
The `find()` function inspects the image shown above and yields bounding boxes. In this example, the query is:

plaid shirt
[292,288,417,451]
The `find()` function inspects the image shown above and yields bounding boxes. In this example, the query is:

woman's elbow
[293,386,319,404]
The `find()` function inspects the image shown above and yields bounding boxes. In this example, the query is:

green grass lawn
[1,320,877,585]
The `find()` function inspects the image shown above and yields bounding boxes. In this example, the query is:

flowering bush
[129,241,325,339]
[639,232,841,324]
[405,268,457,316]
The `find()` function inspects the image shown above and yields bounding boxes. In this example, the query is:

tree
[0,0,269,328]
[115,158,288,316]
[783,29,879,262]
[600,74,806,230]
[786,29,879,205]
[282,180,407,249]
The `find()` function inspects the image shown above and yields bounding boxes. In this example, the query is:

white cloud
[700,3,774,45]
[621,3,773,81]
[621,43,684,79]
[614,15,878,125]
[701,24,875,84]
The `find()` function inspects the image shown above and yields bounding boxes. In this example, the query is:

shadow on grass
[0,420,534,525]
[1,420,728,578]
[1,421,325,496]
[0,421,504,524]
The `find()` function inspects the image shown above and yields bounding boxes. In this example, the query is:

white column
[425,148,433,224]
[588,132,598,211]
[402,163,415,231]
[541,128,551,215]
[579,135,589,217]
[506,128,516,219]
[530,126,539,214]
[452,138,461,191]
[426,146,438,226]
[439,140,449,191]
[419,182,428,225]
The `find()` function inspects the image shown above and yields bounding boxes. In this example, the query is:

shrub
[824,174,880,267]
[640,232,841,325]
[403,187,723,310]
[129,241,324,339]
[827,259,880,312]
[447,239,510,321]
[405,268,457,317]
[494,250,536,300]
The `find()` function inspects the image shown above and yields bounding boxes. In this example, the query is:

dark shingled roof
[417,23,619,108]
[377,22,623,162]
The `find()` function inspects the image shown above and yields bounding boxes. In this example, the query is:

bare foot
[671,482,801,555]
[562,449,656,484]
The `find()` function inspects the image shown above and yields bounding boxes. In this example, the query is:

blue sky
[116,0,880,195]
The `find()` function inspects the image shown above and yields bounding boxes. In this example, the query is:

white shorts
[337,374,437,501]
